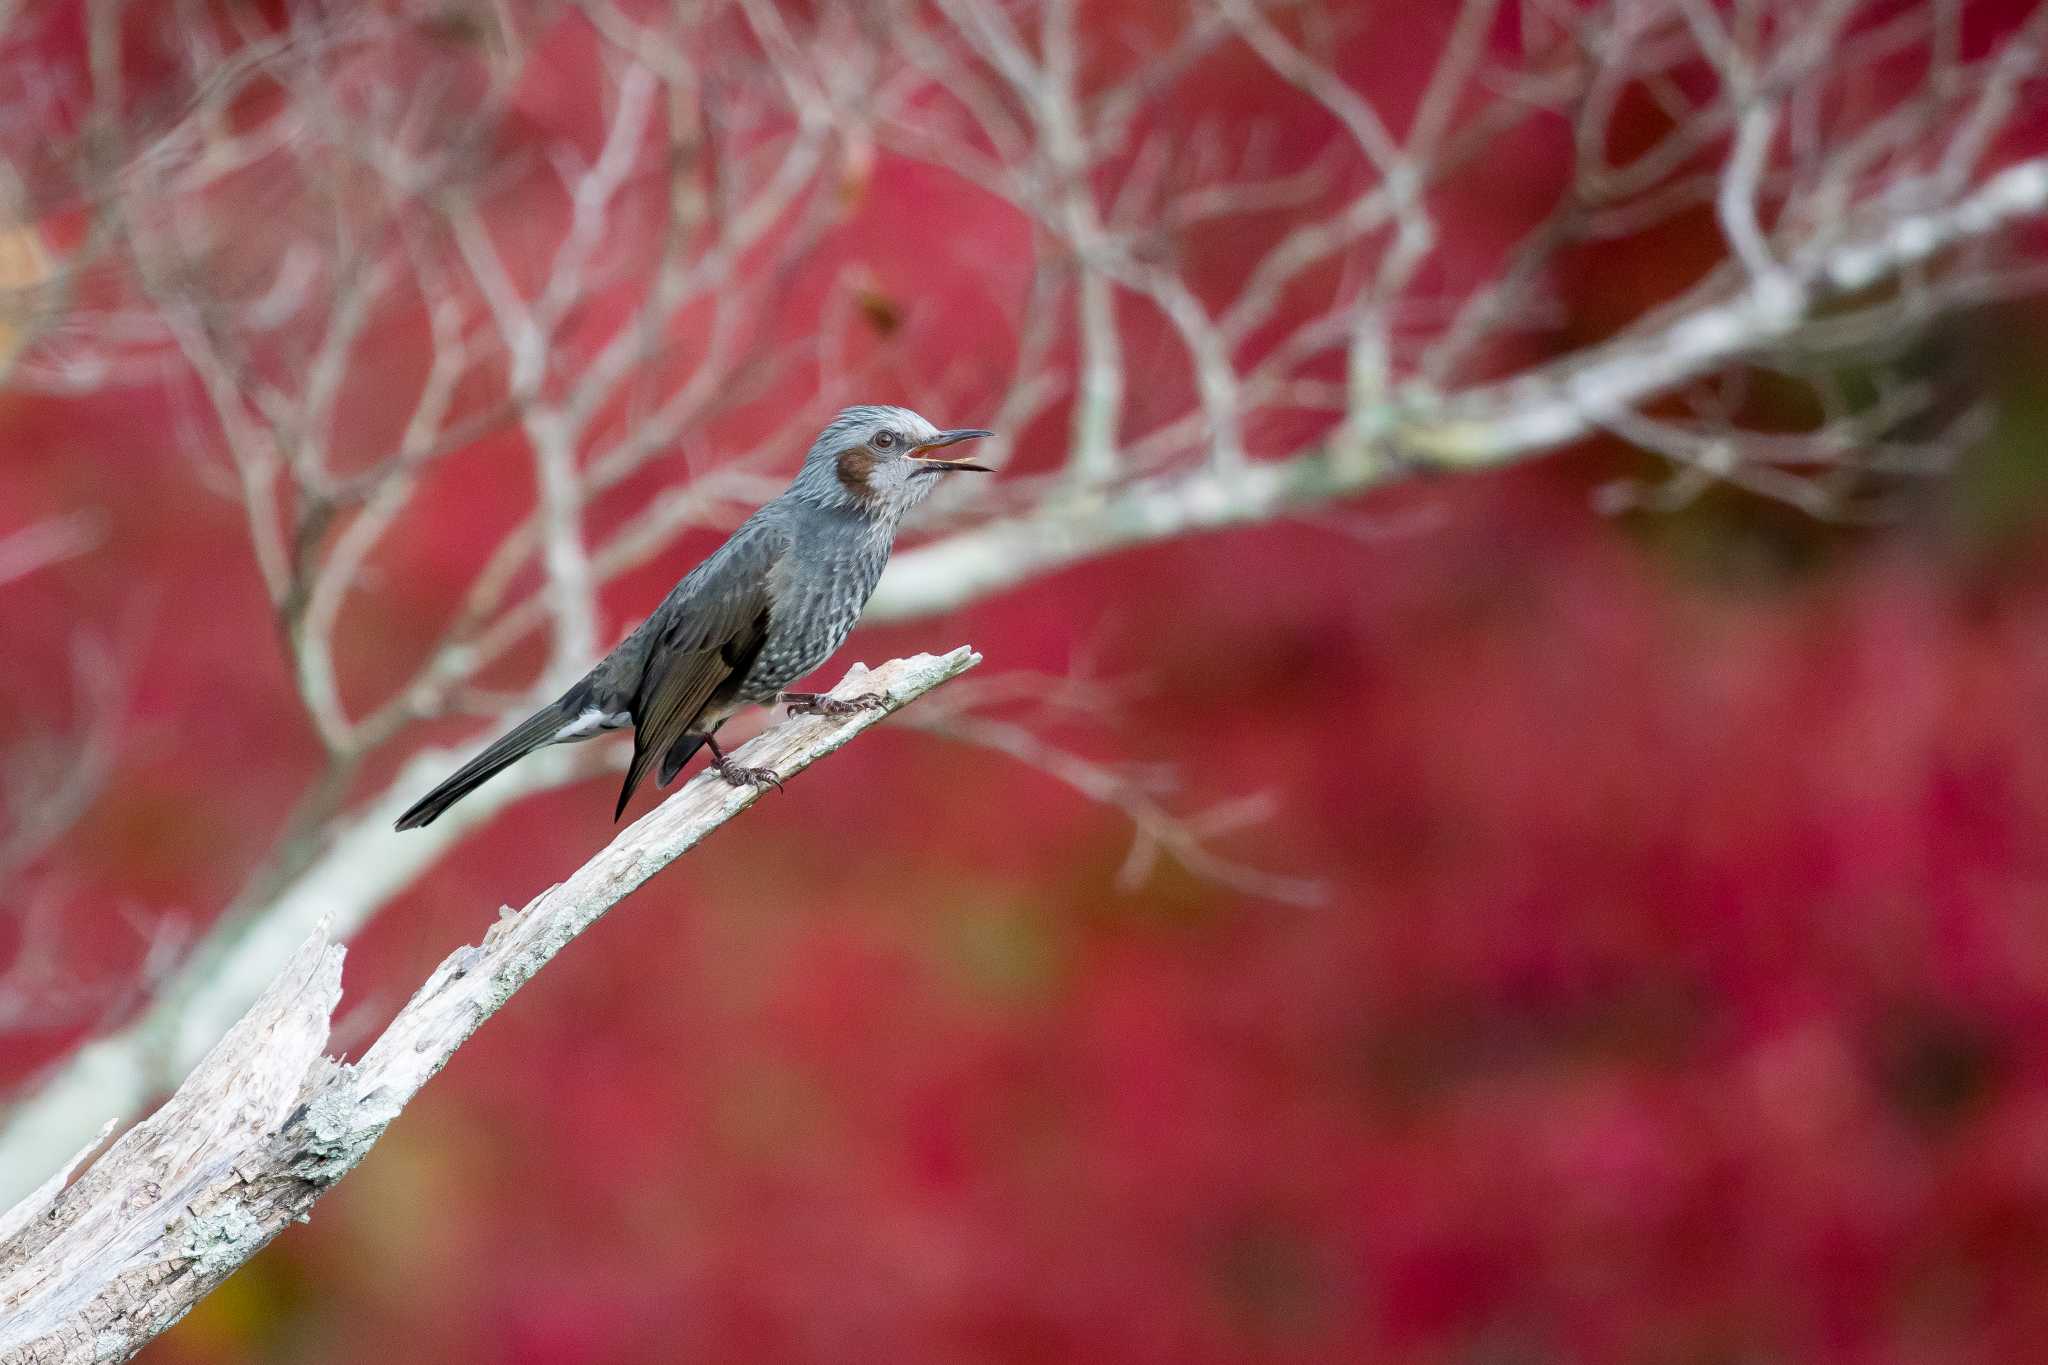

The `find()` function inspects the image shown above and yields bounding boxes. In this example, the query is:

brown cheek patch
[836,448,879,498]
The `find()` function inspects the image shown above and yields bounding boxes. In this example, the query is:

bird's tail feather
[658,732,709,788]
[393,701,574,830]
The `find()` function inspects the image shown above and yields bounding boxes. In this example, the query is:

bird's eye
[872,430,896,450]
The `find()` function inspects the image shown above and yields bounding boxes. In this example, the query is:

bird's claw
[781,690,889,718]
[715,761,784,793]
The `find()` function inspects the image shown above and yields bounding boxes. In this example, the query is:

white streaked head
[788,404,994,518]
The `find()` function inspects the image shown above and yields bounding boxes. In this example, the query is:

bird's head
[791,404,993,519]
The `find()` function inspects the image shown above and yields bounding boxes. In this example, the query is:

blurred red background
[8,2,2048,1363]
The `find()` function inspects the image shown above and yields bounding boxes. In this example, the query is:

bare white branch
[907,699,1325,906]
[0,514,105,590]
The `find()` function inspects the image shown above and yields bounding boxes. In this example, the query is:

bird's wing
[615,518,786,818]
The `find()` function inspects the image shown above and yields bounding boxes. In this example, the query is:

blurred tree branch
[0,517,111,1036]
[0,648,978,1364]
[0,512,102,591]
[3,0,2048,1204]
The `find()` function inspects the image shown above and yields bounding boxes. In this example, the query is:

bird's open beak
[910,428,995,473]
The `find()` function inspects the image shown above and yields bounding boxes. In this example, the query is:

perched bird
[394,405,991,830]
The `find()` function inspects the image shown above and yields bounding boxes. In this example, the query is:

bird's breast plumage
[738,516,892,700]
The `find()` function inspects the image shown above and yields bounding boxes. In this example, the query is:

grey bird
[393,405,991,830]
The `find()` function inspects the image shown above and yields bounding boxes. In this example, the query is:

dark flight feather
[613,523,785,819]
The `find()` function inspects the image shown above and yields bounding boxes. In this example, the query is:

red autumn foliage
[6,2,2048,1362]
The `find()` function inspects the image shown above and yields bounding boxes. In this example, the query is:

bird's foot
[780,690,888,718]
[714,758,784,793]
